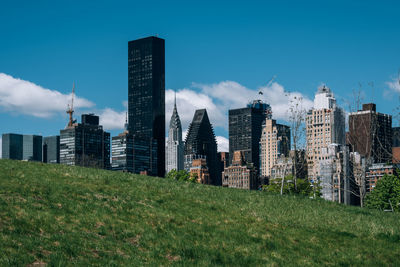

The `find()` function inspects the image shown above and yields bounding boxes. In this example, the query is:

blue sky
[1,0,400,153]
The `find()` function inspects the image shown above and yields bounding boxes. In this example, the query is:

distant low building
[2,133,42,161]
[393,147,400,164]
[222,151,257,190]
[365,163,398,192]
[43,136,60,164]
[190,158,210,184]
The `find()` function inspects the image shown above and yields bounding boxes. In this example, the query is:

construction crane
[66,82,76,128]
[258,75,276,95]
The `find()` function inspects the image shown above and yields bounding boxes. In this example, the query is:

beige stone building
[259,119,290,177]
[306,86,345,181]
[190,158,210,184]
[222,151,257,190]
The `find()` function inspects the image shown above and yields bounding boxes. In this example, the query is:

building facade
[259,119,290,177]
[2,133,42,161]
[318,144,351,205]
[270,150,307,181]
[229,100,271,172]
[184,109,219,185]
[128,36,165,177]
[2,133,23,160]
[392,127,400,147]
[348,103,392,163]
[222,150,258,190]
[365,163,398,192]
[189,158,210,184]
[306,86,346,181]
[60,114,110,169]
[166,98,184,173]
[43,136,60,164]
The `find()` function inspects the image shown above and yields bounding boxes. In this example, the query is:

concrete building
[166,97,184,173]
[306,85,346,181]
[259,119,290,178]
[318,144,351,205]
[218,152,229,184]
[270,150,307,181]
[365,163,398,192]
[60,114,110,169]
[2,133,23,160]
[348,103,392,163]
[189,158,210,184]
[222,150,258,190]
[229,100,272,172]
[43,136,60,164]
[2,133,42,161]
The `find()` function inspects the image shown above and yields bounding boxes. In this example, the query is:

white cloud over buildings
[0,73,94,118]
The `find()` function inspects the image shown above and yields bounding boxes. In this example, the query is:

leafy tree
[263,175,320,197]
[166,169,196,183]
[364,174,400,212]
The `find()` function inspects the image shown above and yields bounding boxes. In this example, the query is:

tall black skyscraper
[128,36,165,177]
[184,109,219,185]
[229,100,271,172]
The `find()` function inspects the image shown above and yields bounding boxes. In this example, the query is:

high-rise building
[259,119,290,177]
[2,133,23,160]
[166,96,184,173]
[43,136,60,164]
[306,86,346,181]
[128,36,165,177]
[184,109,218,185]
[60,114,110,169]
[348,103,392,163]
[229,100,271,172]
[270,150,307,181]
[222,150,258,190]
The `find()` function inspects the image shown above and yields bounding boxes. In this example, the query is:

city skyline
[1,1,400,157]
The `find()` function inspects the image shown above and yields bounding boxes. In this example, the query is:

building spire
[174,90,177,109]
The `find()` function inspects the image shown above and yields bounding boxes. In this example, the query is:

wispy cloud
[98,108,126,130]
[0,73,94,118]
[386,77,400,93]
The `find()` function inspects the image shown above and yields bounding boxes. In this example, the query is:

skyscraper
[128,36,165,177]
[166,95,184,173]
[348,103,392,163]
[259,119,291,178]
[60,114,110,169]
[306,85,346,181]
[43,136,60,164]
[184,109,219,185]
[229,100,271,172]
[111,118,133,172]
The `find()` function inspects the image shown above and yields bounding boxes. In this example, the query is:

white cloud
[0,73,94,118]
[166,80,313,133]
[386,78,400,93]
[98,108,126,130]
[216,136,229,152]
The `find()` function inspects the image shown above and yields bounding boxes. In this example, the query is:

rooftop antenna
[66,82,75,128]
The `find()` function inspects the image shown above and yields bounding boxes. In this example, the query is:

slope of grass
[0,159,399,266]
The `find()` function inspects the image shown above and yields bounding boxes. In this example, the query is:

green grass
[0,159,399,266]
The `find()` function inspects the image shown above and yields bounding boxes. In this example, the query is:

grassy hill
[0,159,399,266]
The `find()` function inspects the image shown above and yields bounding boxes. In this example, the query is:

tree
[286,93,308,191]
[166,169,196,183]
[364,174,400,212]
[263,175,319,197]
